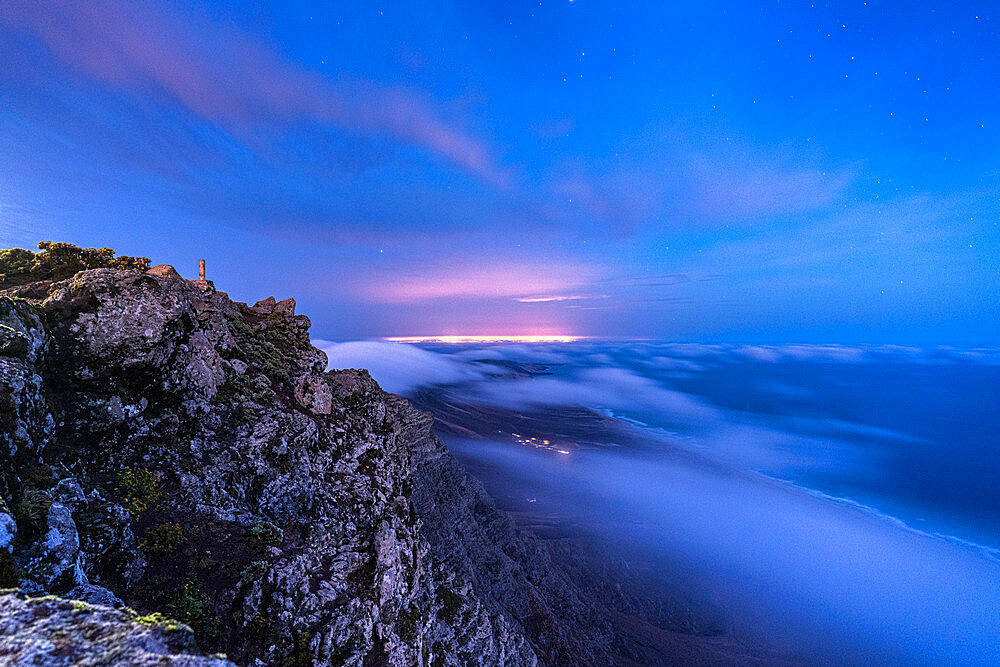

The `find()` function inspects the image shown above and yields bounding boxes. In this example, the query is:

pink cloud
[359,259,604,303]
[517,295,591,303]
[0,0,506,184]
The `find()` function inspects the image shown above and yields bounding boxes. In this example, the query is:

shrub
[0,248,34,278]
[0,242,151,287]
[239,560,269,587]
[0,550,19,587]
[249,520,283,548]
[142,522,185,554]
[224,315,292,383]
[13,488,52,540]
[247,609,269,638]
[398,606,423,642]
[435,585,463,623]
[116,467,158,519]
[168,579,204,625]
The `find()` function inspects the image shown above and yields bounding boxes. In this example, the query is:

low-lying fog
[317,339,1000,665]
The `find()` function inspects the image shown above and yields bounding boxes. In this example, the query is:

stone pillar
[198,259,205,280]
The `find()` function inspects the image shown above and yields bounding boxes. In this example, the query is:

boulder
[146,265,182,280]
[0,592,234,666]
[251,296,295,317]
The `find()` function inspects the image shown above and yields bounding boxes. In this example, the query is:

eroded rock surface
[0,591,234,666]
[0,269,535,665]
[0,267,770,666]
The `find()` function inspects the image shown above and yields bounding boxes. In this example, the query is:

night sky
[1,1,997,342]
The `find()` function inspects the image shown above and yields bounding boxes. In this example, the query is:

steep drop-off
[0,267,765,666]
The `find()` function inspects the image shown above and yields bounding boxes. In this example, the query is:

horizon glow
[384,335,585,344]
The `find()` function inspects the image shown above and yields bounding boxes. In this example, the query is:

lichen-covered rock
[67,583,124,608]
[0,516,13,554]
[0,591,234,665]
[0,267,758,666]
[0,270,538,666]
[0,298,50,468]
[251,296,296,317]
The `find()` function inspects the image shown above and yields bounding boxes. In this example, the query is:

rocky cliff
[0,267,542,665]
[0,267,768,666]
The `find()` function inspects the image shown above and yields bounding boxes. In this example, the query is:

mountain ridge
[0,265,770,666]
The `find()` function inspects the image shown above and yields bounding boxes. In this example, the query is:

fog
[450,437,1000,665]
[314,339,491,393]
[319,339,1000,664]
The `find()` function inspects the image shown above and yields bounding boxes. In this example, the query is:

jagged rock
[0,267,761,666]
[293,375,333,415]
[33,502,86,590]
[0,298,46,363]
[0,506,14,553]
[0,326,29,358]
[0,270,538,666]
[251,296,296,317]
[67,583,124,608]
[0,298,52,472]
[251,296,276,313]
[146,265,182,280]
[273,298,295,317]
[0,591,234,665]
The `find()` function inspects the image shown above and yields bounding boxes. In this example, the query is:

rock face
[0,591,234,666]
[0,268,536,665]
[0,267,764,666]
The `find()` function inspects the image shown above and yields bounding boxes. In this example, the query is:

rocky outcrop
[0,266,767,666]
[0,268,536,665]
[0,590,234,665]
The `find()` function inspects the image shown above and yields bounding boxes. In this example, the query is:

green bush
[116,466,158,519]
[0,248,34,278]
[239,560,269,587]
[0,242,151,287]
[142,522,186,554]
[168,579,204,625]
[249,520,283,548]
[13,488,52,540]
[0,550,19,587]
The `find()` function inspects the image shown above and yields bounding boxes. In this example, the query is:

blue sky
[1,0,997,342]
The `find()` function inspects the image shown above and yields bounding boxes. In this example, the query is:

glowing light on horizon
[517,295,586,303]
[384,334,585,344]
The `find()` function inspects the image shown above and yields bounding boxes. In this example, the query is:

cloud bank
[315,339,490,394]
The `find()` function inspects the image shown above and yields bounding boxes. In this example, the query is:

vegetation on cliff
[0,241,151,288]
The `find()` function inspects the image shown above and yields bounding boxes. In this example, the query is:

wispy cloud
[468,365,720,428]
[315,339,489,394]
[540,138,857,236]
[0,0,507,185]
[516,294,607,303]
[679,153,855,220]
[1,0,860,249]
[356,258,606,303]
[697,194,979,275]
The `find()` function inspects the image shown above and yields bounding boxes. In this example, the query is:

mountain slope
[0,266,773,666]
